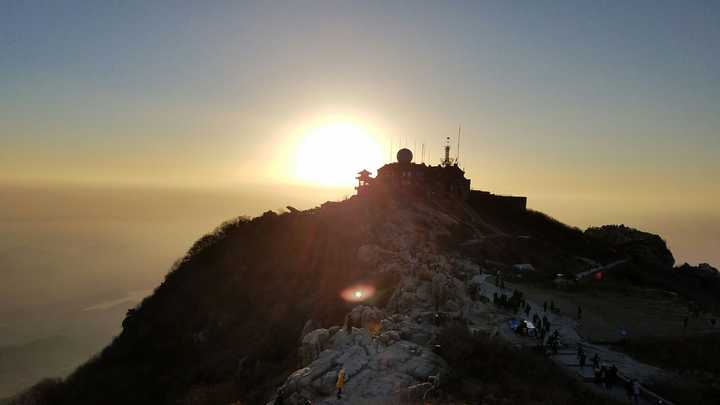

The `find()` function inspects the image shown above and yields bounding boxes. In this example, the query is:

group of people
[545,329,561,354]
[578,346,642,404]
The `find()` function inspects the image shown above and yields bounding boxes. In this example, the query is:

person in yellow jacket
[336,368,346,399]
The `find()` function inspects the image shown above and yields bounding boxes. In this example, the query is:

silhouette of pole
[457,124,461,166]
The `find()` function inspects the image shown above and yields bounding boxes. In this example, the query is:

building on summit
[356,144,526,212]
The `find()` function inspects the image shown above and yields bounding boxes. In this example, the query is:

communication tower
[441,136,455,166]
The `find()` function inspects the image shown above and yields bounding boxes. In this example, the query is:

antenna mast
[457,124,461,166]
[442,136,452,166]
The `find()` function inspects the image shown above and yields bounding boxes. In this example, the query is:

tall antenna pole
[457,124,461,165]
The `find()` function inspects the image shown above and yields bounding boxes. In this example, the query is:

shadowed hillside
[12,192,718,405]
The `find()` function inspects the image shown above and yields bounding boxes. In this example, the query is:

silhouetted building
[468,190,527,212]
[357,147,527,212]
[355,169,372,196]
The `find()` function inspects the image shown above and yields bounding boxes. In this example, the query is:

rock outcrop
[277,324,447,404]
[585,224,675,270]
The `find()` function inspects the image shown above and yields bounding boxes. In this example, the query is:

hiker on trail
[336,368,346,399]
[543,301,548,312]
[594,366,602,385]
[608,364,618,390]
[429,373,441,390]
[592,353,600,369]
[625,379,634,400]
[577,305,582,320]
[632,379,641,404]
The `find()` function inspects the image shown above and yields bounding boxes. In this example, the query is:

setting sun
[295,123,384,186]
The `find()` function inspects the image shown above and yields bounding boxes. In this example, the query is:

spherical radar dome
[396,148,413,164]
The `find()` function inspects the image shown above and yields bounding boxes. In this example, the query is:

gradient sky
[1,1,719,263]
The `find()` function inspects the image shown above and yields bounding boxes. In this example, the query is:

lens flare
[341,284,375,302]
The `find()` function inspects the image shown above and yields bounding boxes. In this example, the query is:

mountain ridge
[11,192,718,404]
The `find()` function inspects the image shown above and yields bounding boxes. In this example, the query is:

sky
[1,0,719,264]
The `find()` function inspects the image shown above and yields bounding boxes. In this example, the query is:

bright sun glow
[295,123,384,186]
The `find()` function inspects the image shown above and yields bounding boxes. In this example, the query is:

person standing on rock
[336,368,346,399]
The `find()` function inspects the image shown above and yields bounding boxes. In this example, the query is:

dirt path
[468,274,676,405]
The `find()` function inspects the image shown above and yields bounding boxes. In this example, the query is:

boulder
[299,319,321,342]
[348,305,384,332]
[298,328,330,367]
